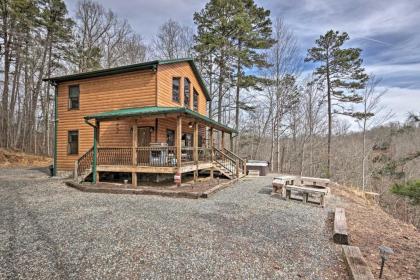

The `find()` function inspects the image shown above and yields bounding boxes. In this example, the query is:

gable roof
[84,106,236,133]
[43,58,211,101]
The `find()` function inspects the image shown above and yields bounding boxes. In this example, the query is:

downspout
[85,118,98,184]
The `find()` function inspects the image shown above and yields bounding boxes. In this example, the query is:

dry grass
[0,148,51,168]
[330,185,420,280]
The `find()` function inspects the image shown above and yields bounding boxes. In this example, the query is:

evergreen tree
[194,0,275,142]
[305,30,368,177]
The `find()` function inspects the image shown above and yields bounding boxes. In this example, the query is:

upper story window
[184,78,190,108]
[68,130,79,155]
[172,77,180,102]
[68,85,80,110]
[193,89,199,111]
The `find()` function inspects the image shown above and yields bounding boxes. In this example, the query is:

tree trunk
[326,51,332,178]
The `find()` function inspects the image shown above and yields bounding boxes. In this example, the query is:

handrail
[75,147,94,180]
[213,147,237,177]
[222,147,246,174]
[213,147,236,163]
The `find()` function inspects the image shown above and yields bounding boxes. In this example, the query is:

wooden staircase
[74,148,93,183]
[213,147,246,179]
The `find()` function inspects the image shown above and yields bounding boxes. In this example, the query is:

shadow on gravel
[29,166,51,175]
[257,186,272,195]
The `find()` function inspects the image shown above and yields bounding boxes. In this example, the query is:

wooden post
[230,133,233,151]
[193,122,199,182]
[132,124,138,187]
[92,123,98,184]
[176,116,182,184]
[221,131,225,150]
[209,127,214,179]
[236,159,239,178]
[74,160,78,181]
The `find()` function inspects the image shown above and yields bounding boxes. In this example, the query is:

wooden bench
[284,185,328,207]
[300,176,330,188]
[272,176,297,197]
[334,207,349,244]
[342,245,374,280]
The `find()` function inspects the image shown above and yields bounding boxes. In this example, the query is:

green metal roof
[84,106,236,133]
[43,58,211,101]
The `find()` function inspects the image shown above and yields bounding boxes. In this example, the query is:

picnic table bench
[300,176,330,188]
[284,185,328,207]
[272,176,329,207]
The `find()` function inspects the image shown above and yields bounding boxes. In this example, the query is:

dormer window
[184,78,190,108]
[172,77,180,102]
[69,85,79,110]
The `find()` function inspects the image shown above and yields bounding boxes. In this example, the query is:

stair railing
[213,147,237,177]
[74,147,93,181]
[223,148,246,175]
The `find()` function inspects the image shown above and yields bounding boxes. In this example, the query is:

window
[172,78,180,102]
[167,129,175,146]
[68,85,79,109]
[68,130,79,155]
[184,78,190,108]
[193,89,199,111]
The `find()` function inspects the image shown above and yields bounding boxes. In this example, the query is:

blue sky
[65,0,420,123]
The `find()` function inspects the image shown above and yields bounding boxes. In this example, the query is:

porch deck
[75,145,246,182]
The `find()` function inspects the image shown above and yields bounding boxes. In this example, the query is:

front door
[138,127,152,163]
[138,127,152,146]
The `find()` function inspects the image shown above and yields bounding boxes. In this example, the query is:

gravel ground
[0,168,347,279]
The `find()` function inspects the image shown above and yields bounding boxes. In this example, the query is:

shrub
[391,180,420,204]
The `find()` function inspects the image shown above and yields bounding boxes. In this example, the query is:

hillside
[330,185,420,280]
[0,148,52,168]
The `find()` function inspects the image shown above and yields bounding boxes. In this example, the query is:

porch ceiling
[84,106,237,133]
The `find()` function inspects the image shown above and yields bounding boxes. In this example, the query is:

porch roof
[84,106,237,133]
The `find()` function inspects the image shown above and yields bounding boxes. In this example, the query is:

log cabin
[43,58,246,186]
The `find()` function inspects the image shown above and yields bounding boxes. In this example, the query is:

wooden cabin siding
[56,62,210,172]
[157,62,207,115]
[56,70,157,171]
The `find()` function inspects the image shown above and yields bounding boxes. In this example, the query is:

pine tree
[232,0,275,152]
[305,30,368,177]
[194,0,275,138]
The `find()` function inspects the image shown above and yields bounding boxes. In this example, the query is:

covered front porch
[75,106,246,186]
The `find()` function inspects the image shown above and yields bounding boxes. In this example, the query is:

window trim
[183,77,191,108]
[193,88,199,111]
[172,77,181,103]
[68,84,80,110]
[67,130,79,155]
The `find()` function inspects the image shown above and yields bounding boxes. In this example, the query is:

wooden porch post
[176,115,182,175]
[132,124,138,187]
[210,127,214,179]
[230,133,234,151]
[221,131,225,150]
[92,121,99,184]
[193,122,199,182]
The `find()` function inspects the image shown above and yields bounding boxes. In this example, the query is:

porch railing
[213,147,237,176]
[136,146,177,167]
[97,147,132,166]
[223,148,246,175]
[198,147,212,162]
[94,146,238,170]
[75,147,93,180]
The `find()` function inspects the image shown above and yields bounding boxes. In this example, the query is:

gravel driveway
[0,168,347,279]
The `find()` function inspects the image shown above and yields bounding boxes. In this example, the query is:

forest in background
[0,0,419,226]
